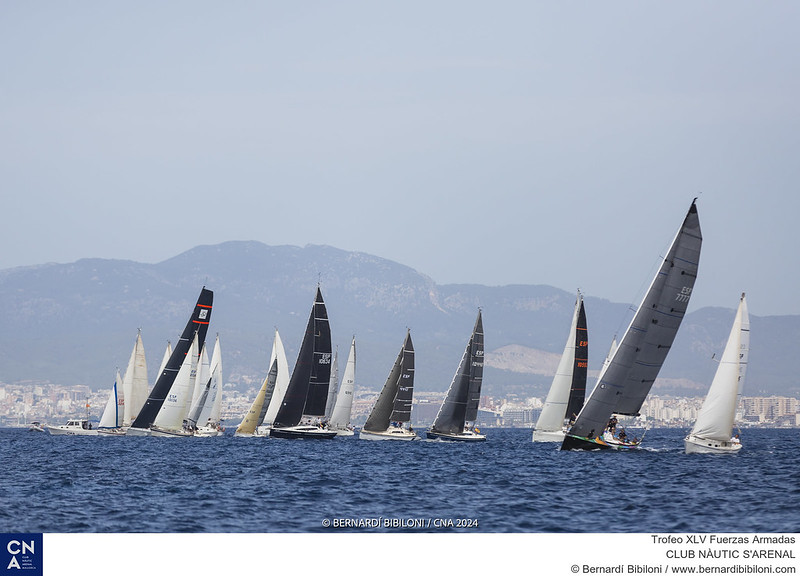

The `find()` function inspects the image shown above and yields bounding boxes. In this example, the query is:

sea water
[1,428,798,533]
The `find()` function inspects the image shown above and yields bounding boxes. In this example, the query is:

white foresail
[190,343,210,410]
[325,349,339,420]
[534,294,582,437]
[262,330,290,426]
[157,341,172,376]
[329,337,356,430]
[198,335,223,427]
[153,332,199,430]
[99,370,124,428]
[689,294,749,442]
[122,331,149,427]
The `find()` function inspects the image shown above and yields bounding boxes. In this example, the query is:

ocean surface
[2,427,798,534]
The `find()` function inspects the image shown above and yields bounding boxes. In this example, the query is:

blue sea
[2,427,799,534]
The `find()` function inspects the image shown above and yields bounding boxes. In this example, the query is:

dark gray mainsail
[273,287,332,428]
[562,200,701,449]
[130,287,213,430]
[363,331,414,432]
[431,310,484,435]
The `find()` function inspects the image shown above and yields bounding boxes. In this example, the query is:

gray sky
[2,2,798,315]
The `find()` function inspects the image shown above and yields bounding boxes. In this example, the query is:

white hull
[334,428,355,437]
[125,427,152,437]
[532,429,566,442]
[427,429,486,442]
[97,428,126,436]
[46,426,97,436]
[359,427,417,441]
[684,434,743,454]
[194,428,222,437]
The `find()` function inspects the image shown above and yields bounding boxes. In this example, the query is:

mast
[131,287,213,430]
[563,200,701,447]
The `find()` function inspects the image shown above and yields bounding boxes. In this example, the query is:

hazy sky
[2,2,798,315]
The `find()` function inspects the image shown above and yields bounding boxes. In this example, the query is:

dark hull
[426,430,486,442]
[561,433,641,451]
[270,427,337,440]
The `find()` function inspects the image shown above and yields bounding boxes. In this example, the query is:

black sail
[432,310,483,434]
[389,331,415,423]
[273,287,331,428]
[362,335,405,433]
[565,300,588,420]
[131,287,213,429]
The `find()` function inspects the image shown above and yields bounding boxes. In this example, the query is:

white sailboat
[121,330,148,427]
[685,294,749,454]
[256,329,291,436]
[360,330,417,441]
[150,332,199,437]
[562,199,702,450]
[533,294,588,442]
[97,370,126,435]
[195,334,224,436]
[329,336,356,436]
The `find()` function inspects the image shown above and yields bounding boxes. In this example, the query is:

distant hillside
[0,241,796,399]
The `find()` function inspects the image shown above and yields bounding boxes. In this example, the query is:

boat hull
[426,430,486,442]
[532,429,566,442]
[684,435,742,454]
[97,428,126,436]
[149,426,193,438]
[46,426,97,436]
[270,425,337,439]
[125,427,152,437]
[561,433,641,451]
[359,427,417,441]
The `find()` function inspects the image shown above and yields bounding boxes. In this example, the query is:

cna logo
[1,533,42,575]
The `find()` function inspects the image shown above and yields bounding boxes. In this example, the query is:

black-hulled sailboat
[359,330,417,441]
[427,310,486,442]
[270,286,338,439]
[561,200,702,450]
[127,287,213,436]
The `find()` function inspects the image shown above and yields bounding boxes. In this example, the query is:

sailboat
[149,332,200,437]
[532,293,588,442]
[256,329,291,436]
[360,330,417,441]
[561,199,702,450]
[128,287,213,436]
[270,287,338,439]
[236,358,279,437]
[121,330,148,428]
[685,293,749,454]
[97,370,126,435]
[427,311,486,442]
[194,334,224,436]
[328,336,356,436]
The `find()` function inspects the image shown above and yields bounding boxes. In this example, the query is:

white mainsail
[533,293,585,441]
[152,332,199,431]
[688,294,749,444]
[99,370,125,429]
[261,329,290,426]
[329,337,356,431]
[157,341,172,376]
[198,335,223,428]
[190,343,210,410]
[121,330,148,427]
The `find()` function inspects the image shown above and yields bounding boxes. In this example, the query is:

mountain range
[1,241,797,399]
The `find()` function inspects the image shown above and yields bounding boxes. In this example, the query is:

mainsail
[533,294,587,439]
[329,337,356,431]
[197,335,223,428]
[98,371,124,429]
[563,200,702,449]
[363,331,414,432]
[324,349,339,420]
[261,330,290,426]
[273,287,332,429]
[430,311,485,435]
[130,287,213,430]
[688,294,749,442]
